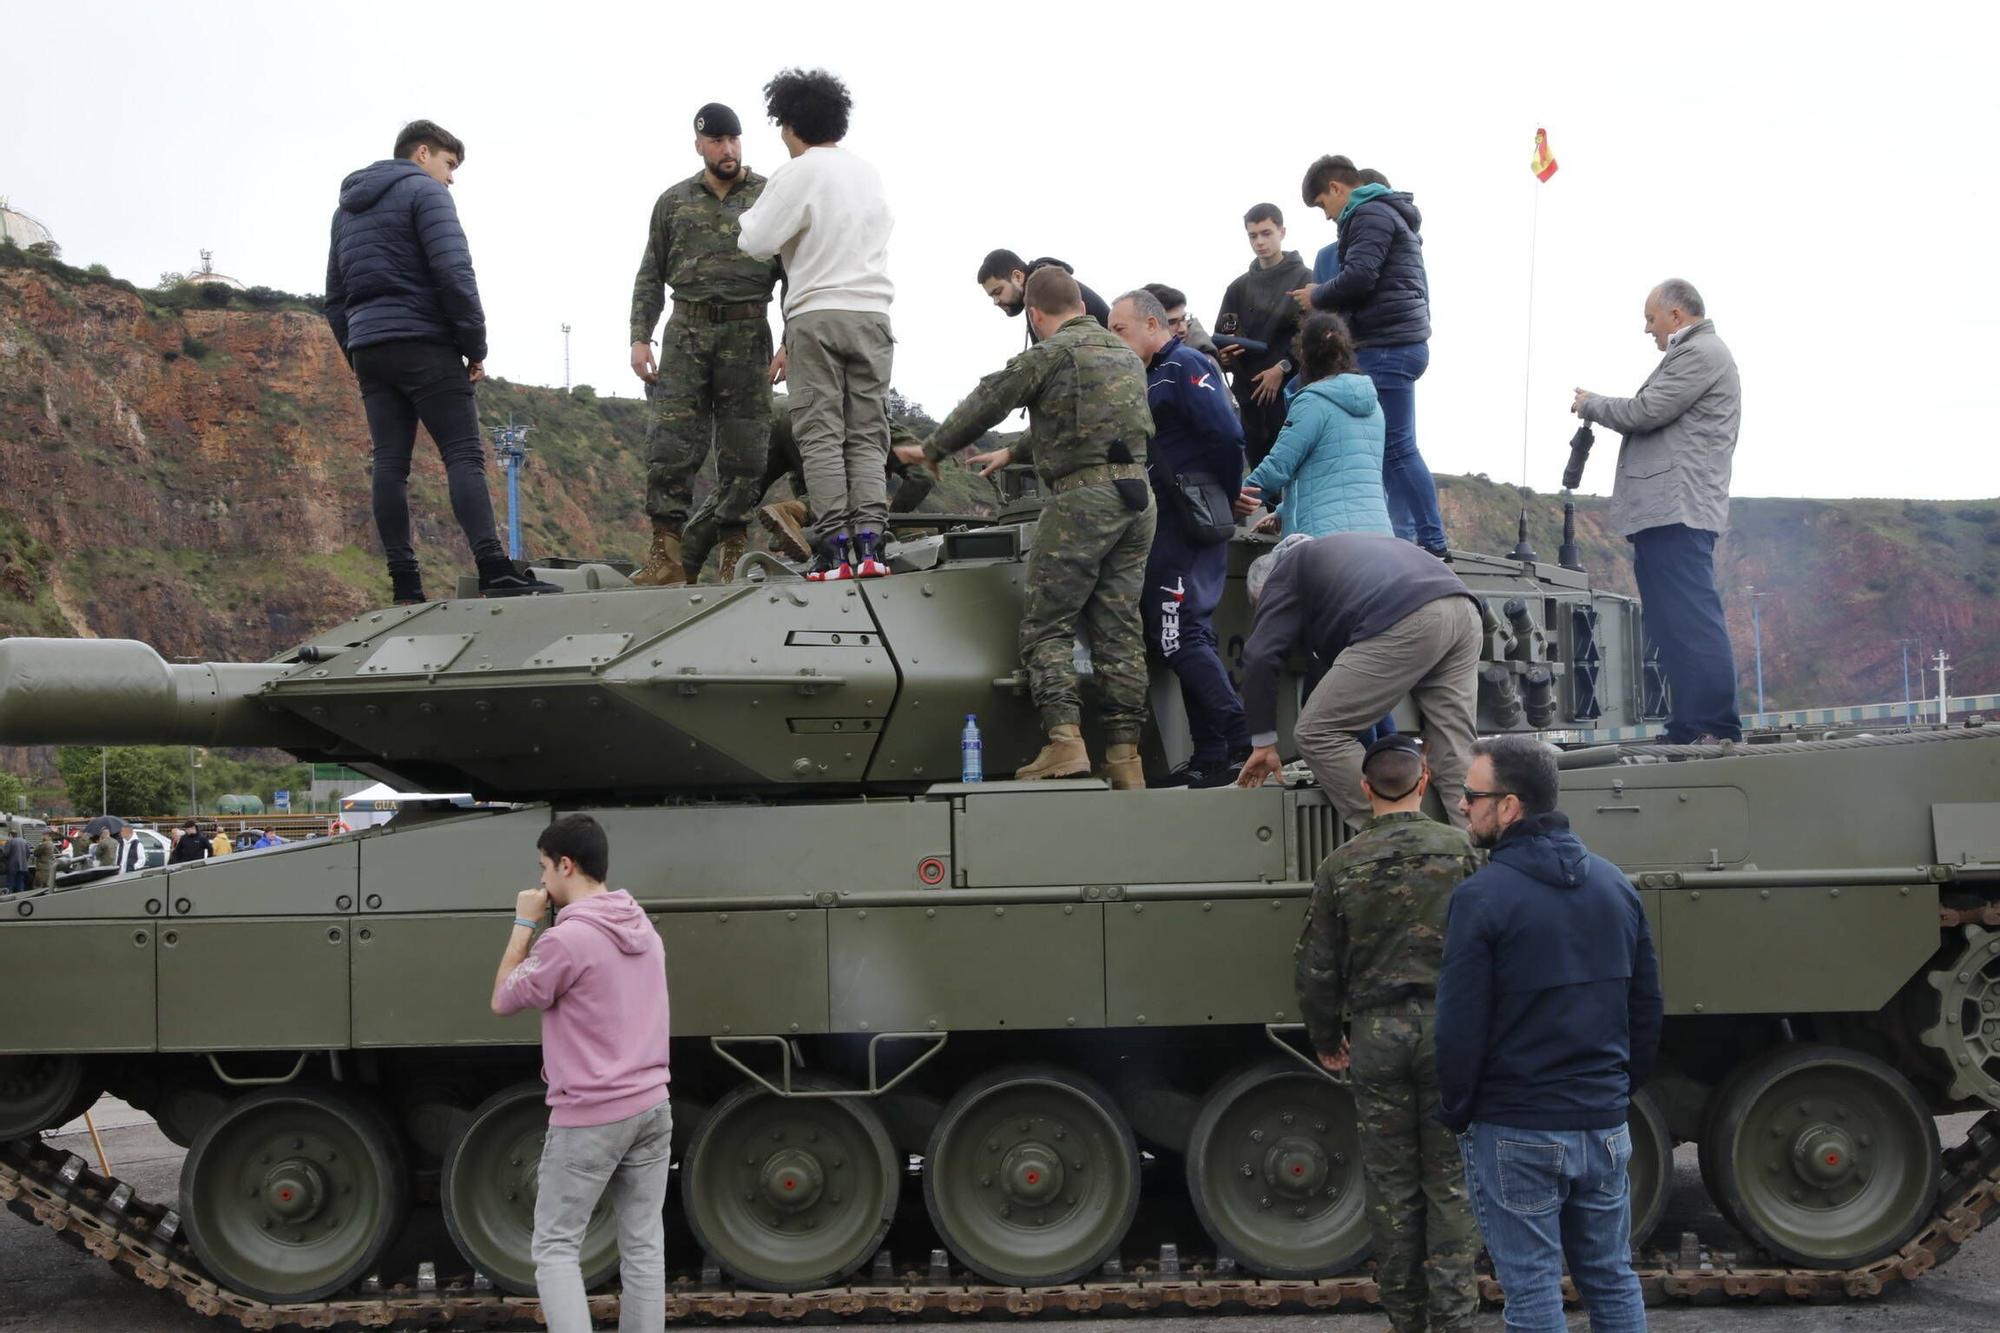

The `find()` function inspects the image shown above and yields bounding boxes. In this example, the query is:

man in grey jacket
[1573,279,1742,743]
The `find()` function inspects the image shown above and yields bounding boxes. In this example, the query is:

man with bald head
[1109,288,1250,787]
[1573,279,1743,744]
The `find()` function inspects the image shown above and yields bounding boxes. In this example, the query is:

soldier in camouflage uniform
[899,268,1155,789]
[32,829,59,891]
[628,102,784,586]
[1295,734,1483,1332]
[685,400,935,576]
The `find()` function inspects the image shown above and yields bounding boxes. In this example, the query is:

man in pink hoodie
[493,814,671,1333]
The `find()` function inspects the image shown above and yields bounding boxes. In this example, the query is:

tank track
[8,1116,2000,1329]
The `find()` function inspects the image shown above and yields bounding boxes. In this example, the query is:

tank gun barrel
[0,638,330,748]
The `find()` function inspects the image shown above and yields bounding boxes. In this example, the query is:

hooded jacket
[495,889,671,1127]
[1434,812,1663,1132]
[1309,187,1430,348]
[1242,373,1392,538]
[1218,250,1312,381]
[324,159,488,363]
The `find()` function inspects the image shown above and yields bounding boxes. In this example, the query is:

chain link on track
[7,1116,2000,1328]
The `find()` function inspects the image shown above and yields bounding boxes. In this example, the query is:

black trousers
[350,340,504,571]
[1631,523,1742,742]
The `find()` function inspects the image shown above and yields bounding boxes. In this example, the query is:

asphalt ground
[4,1104,1998,1331]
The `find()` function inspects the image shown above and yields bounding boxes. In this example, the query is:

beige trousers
[784,309,893,545]
[1293,596,1481,829]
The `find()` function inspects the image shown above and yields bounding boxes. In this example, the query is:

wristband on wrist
[512,916,540,931]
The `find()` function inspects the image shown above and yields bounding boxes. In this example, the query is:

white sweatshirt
[737,145,895,319]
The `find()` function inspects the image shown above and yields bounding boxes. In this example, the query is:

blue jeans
[1460,1121,1646,1333]
[1629,524,1742,742]
[1355,342,1445,553]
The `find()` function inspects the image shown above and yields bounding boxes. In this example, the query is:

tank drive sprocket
[1922,924,2000,1107]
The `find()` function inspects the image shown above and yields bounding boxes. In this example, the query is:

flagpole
[1519,171,1543,490]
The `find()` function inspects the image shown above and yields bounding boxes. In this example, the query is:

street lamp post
[1898,638,1917,725]
[1743,586,1767,719]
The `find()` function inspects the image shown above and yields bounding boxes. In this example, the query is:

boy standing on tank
[1296,735,1481,1332]
[737,68,897,580]
[493,814,671,1333]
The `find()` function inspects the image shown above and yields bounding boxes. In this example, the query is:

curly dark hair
[1294,313,1358,383]
[763,67,852,145]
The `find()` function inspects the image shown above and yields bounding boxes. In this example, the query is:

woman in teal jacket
[1236,315,1393,537]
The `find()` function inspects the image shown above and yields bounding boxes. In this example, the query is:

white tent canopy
[338,782,475,829]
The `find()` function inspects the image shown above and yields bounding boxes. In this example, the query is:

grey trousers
[532,1099,673,1333]
[1294,596,1481,830]
[784,309,893,545]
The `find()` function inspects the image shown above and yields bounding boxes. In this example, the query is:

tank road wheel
[179,1085,408,1303]
[0,1055,96,1140]
[441,1082,619,1295]
[1701,1044,1938,1267]
[1185,1059,1369,1278]
[682,1076,897,1291]
[1626,1085,1672,1251]
[1922,924,2000,1104]
[923,1065,1140,1286]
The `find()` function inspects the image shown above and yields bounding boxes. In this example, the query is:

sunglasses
[1461,789,1514,804]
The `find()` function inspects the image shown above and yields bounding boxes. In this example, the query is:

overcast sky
[4,1,1995,500]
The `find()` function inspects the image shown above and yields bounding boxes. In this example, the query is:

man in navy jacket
[326,119,552,603]
[1435,734,1662,1332]
[1108,289,1249,787]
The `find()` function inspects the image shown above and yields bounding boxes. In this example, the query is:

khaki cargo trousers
[1293,595,1480,829]
[784,309,893,546]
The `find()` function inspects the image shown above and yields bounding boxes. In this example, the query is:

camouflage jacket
[1294,810,1481,1054]
[923,316,1152,485]
[629,170,784,342]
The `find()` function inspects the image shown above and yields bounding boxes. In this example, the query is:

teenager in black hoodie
[1215,204,1310,466]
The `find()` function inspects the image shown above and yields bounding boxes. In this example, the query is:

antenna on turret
[1509,508,1538,564]
[1558,501,1583,571]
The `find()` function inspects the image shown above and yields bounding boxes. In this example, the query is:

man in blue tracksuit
[1435,734,1663,1333]
[1108,288,1250,787]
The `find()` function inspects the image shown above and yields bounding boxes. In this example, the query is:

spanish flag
[1531,128,1559,182]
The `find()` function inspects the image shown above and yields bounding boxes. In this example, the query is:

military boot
[716,529,747,583]
[1016,725,1090,781]
[759,500,813,561]
[1103,743,1145,791]
[631,520,687,587]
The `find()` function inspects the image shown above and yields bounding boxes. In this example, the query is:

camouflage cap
[694,103,742,137]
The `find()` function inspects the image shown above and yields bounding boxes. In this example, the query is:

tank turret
[0,525,1652,799]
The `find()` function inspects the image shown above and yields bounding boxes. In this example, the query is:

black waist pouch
[1170,473,1237,544]
[1114,477,1151,512]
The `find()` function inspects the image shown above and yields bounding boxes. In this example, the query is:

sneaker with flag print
[852,530,890,578]
[805,533,854,582]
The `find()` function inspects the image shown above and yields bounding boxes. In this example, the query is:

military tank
[2,514,1999,1326]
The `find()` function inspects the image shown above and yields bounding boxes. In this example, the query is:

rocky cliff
[3,251,1995,712]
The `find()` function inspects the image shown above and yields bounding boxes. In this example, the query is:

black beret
[694,103,742,137]
[1364,733,1425,763]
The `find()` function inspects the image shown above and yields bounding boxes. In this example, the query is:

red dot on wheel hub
[1827,1153,1840,1165]
[1026,1171,1039,1184]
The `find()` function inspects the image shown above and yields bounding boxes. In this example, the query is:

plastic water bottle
[960,714,984,783]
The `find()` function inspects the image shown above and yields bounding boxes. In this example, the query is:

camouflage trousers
[1349,1005,1482,1333]
[645,313,773,531]
[1020,485,1156,744]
